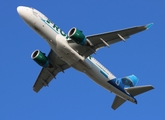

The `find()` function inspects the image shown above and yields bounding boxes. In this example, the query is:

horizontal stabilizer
[112,95,126,110]
[125,85,154,96]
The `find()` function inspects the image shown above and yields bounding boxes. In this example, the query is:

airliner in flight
[17,6,154,110]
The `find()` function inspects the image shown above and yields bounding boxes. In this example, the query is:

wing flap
[112,95,126,110]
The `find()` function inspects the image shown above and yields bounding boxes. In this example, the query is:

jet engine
[68,27,87,45]
[31,50,49,67]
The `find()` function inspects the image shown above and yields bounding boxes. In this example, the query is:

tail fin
[125,85,154,96]
[121,75,139,88]
[111,96,126,110]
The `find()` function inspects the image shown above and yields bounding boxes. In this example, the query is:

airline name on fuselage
[41,18,69,40]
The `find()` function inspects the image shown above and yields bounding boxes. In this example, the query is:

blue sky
[1,0,165,119]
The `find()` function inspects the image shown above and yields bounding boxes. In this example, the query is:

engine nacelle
[121,75,139,87]
[31,50,49,67]
[68,27,87,45]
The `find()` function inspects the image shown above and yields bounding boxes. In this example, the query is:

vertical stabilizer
[121,75,139,87]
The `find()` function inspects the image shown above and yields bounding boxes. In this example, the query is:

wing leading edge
[33,50,70,92]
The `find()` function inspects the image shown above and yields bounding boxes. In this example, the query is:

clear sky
[1,0,164,119]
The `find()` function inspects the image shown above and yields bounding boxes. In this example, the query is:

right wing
[33,50,70,93]
[68,23,153,58]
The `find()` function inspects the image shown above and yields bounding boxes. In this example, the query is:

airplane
[17,6,154,110]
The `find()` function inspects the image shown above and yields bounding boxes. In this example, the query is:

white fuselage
[17,6,136,103]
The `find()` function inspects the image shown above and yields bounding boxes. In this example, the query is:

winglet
[145,23,154,29]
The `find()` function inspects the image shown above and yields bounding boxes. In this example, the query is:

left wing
[68,23,153,58]
[33,50,70,92]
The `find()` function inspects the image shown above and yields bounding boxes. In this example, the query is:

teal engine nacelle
[121,75,139,87]
[68,27,87,45]
[31,50,50,67]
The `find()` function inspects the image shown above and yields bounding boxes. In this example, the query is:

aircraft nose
[17,6,22,13]
[17,6,35,26]
[17,6,24,16]
[17,6,34,19]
